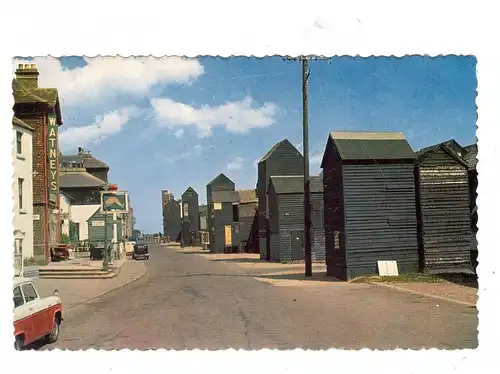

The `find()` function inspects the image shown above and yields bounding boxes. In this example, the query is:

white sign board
[92,220,105,227]
[33,214,40,221]
[377,260,399,277]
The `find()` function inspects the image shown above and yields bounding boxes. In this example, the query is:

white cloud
[13,57,204,106]
[151,96,278,137]
[163,144,204,164]
[58,106,140,152]
[227,157,245,170]
[174,128,184,138]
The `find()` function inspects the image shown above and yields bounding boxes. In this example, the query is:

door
[21,282,48,340]
[291,230,304,261]
[13,285,34,344]
[224,225,232,246]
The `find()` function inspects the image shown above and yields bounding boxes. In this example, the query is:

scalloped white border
[1,0,497,373]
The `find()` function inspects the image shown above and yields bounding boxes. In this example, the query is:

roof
[416,141,469,168]
[61,154,109,169]
[238,189,257,204]
[463,143,478,170]
[269,175,323,194]
[259,138,297,163]
[60,172,106,188]
[12,78,63,125]
[211,190,240,203]
[13,277,32,287]
[12,116,34,131]
[323,131,416,162]
[182,186,198,197]
[207,173,234,187]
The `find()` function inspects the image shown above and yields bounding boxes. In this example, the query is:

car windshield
[21,283,38,302]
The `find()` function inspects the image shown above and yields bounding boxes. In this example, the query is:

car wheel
[46,317,60,343]
[14,336,24,351]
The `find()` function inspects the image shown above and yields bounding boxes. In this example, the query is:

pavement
[34,259,147,312]
[38,244,478,351]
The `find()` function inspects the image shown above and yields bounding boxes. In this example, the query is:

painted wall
[71,204,100,241]
[59,193,72,236]
[12,125,34,260]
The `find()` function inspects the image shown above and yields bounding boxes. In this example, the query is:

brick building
[13,63,63,264]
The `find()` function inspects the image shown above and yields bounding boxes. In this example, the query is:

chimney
[78,147,83,155]
[15,63,39,90]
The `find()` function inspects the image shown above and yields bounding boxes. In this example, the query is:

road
[43,244,478,350]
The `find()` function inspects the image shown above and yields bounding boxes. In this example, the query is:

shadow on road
[177,250,209,255]
[255,271,343,283]
[210,258,264,263]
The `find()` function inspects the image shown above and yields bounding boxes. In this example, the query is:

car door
[21,282,48,339]
[13,285,34,344]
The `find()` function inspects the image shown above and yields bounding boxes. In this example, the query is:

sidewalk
[34,259,147,312]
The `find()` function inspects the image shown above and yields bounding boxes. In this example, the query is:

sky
[13,56,477,233]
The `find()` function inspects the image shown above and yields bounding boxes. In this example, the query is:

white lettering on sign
[92,221,105,227]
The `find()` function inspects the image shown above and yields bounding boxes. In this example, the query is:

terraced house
[13,63,63,265]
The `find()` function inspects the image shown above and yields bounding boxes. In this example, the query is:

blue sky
[14,56,477,233]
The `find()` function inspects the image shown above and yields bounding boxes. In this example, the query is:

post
[302,58,313,277]
[103,210,108,272]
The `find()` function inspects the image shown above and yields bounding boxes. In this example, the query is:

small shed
[87,208,123,246]
[237,189,259,253]
[257,139,303,261]
[415,141,473,273]
[181,186,200,246]
[267,176,325,262]
[320,131,419,280]
[206,173,235,252]
[210,190,240,253]
[164,199,181,242]
[463,143,478,270]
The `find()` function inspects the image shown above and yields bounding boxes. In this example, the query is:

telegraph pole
[302,58,313,277]
[285,55,330,277]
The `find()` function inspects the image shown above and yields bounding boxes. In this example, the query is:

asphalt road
[42,244,478,350]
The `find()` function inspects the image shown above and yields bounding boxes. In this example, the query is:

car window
[21,283,38,302]
[13,286,24,308]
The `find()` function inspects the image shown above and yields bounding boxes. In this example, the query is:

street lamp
[100,183,118,272]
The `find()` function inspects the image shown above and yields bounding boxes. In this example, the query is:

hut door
[291,230,304,260]
[224,225,232,246]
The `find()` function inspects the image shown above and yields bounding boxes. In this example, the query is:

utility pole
[285,55,331,277]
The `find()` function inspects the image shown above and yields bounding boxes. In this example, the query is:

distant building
[164,199,181,242]
[12,117,34,261]
[206,173,235,252]
[13,63,63,264]
[61,147,109,182]
[181,187,200,246]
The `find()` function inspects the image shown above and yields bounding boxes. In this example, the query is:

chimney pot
[30,64,36,69]
[24,64,30,69]
[18,64,23,69]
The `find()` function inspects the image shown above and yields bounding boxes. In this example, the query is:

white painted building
[59,192,73,237]
[12,117,34,260]
[70,205,101,241]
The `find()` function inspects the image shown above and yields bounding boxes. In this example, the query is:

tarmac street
[41,244,478,350]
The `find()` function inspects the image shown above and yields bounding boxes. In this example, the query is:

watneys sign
[47,115,58,203]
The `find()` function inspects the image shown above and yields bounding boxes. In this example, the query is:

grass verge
[351,272,445,284]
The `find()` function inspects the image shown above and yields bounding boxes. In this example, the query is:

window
[21,283,38,302]
[13,286,24,308]
[16,131,22,155]
[232,204,239,222]
[18,178,23,211]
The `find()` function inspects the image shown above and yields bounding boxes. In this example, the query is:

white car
[125,241,136,256]
[13,277,63,350]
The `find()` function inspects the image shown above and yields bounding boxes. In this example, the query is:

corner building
[13,63,63,264]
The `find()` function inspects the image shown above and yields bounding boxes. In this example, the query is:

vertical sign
[47,114,58,203]
[183,202,189,218]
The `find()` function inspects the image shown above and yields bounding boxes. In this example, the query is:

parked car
[125,240,136,256]
[132,243,150,260]
[13,277,63,350]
